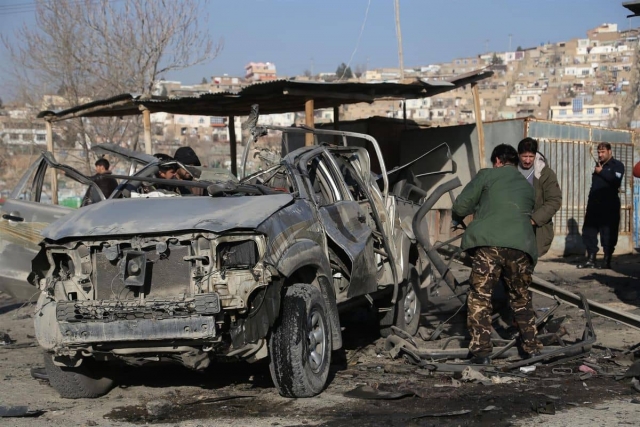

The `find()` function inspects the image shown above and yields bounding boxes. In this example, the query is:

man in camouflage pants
[452,144,542,364]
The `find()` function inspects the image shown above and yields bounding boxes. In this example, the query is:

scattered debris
[183,395,255,406]
[145,400,172,419]
[461,366,491,384]
[344,385,415,400]
[520,366,536,374]
[532,401,556,415]
[579,365,597,375]
[411,409,471,419]
[0,332,14,345]
[0,406,44,418]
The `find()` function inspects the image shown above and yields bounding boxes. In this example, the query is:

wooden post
[403,100,407,128]
[305,98,314,146]
[45,120,58,204]
[333,106,340,144]
[141,107,152,155]
[471,83,486,168]
[228,115,237,177]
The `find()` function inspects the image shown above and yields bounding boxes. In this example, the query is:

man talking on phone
[577,142,625,269]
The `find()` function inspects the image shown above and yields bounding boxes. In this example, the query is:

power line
[339,0,371,80]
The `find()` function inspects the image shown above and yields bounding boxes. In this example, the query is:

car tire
[269,284,332,398]
[44,353,114,399]
[379,263,422,337]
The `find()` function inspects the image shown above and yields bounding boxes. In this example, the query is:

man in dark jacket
[517,138,562,257]
[85,158,119,203]
[577,142,625,269]
[452,144,542,364]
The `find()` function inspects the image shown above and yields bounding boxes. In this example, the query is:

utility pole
[394,0,405,79]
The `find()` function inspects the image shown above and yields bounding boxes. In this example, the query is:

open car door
[0,152,104,301]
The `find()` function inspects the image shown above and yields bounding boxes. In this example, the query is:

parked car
[2,122,441,399]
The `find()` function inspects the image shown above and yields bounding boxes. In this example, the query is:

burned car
[11,121,439,399]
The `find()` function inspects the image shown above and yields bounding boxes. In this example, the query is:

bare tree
[2,0,223,172]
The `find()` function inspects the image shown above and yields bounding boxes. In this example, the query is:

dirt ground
[1,254,640,427]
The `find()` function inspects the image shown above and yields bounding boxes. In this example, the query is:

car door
[0,154,103,301]
[301,150,378,297]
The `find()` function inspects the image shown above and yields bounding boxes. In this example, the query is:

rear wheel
[269,284,332,398]
[379,263,422,337]
[44,353,114,399]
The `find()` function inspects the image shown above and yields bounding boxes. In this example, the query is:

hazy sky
[0,0,634,100]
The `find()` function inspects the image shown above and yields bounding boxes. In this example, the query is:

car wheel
[269,284,332,398]
[379,263,422,337]
[44,353,114,399]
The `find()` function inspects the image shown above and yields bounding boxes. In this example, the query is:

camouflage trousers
[467,246,542,357]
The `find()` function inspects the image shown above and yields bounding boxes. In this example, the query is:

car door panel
[318,202,378,296]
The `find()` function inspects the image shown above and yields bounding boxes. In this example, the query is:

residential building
[245,62,277,82]
[549,102,618,126]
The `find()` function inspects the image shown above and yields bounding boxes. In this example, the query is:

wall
[397,118,635,257]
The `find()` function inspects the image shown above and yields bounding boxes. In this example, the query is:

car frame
[3,120,443,399]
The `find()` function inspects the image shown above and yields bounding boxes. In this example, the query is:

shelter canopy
[37,69,493,121]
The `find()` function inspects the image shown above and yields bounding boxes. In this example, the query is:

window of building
[602,108,610,114]
[559,109,567,116]
[178,117,185,124]
[9,133,20,140]
[36,134,46,141]
[587,108,594,115]
[581,69,590,76]
[199,118,205,124]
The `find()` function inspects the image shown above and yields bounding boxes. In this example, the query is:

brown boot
[577,253,597,269]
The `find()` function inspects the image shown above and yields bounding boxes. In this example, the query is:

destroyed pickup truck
[11,121,437,399]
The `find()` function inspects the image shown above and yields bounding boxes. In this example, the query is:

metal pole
[142,107,152,155]
[305,98,315,146]
[394,0,405,80]
[471,83,486,168]
[45,120,58,205]
[228,115,237,177]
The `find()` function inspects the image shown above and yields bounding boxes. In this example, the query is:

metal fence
[537,139,633,237]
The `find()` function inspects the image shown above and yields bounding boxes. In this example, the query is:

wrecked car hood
[42,194,294,240]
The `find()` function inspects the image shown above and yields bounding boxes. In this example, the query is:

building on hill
[549,102,618,126]
[245,62,277,82]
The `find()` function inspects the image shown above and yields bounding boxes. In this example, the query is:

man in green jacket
[517,137,562,257]
[452,144,542,365]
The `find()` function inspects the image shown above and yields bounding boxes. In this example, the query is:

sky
[0,0,635,101]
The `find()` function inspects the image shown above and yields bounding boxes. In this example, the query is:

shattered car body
[0,144,228,301]
[15,124,438,399]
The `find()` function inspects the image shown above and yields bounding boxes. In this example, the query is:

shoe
[469,355,492,365]
[577,253,597,269]
[597,254,612,269]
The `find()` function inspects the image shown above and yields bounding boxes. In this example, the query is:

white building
[549,103,618,127]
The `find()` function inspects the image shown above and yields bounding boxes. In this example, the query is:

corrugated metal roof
[37,69,493,122]
[623,1,640,17]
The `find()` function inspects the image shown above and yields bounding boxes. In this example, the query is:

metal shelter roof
[623,1,640,17]
[37,69,493,121]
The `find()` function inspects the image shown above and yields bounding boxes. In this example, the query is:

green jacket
[531,162,562,257]
[452,165,538,264]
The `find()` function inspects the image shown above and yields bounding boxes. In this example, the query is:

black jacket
[589,157,624,203]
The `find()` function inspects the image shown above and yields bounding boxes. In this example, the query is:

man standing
[517,137,562,257]
[86,158,119,203]
[452,144,541,364]
[577,142,625,269]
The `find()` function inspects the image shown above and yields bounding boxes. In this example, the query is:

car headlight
[217,240,258,270]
